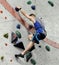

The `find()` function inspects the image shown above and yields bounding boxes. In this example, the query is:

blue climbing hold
[15,7,20,12]
[16,24,21,29]
[31,5,36,10]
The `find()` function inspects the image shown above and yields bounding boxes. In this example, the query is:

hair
[29,14,36,17]
[29,25,34,30]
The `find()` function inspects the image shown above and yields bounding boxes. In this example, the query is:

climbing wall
[36,0,59,65]
[0,0,59,65]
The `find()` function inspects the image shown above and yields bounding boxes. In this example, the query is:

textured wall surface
[0,0,59,65]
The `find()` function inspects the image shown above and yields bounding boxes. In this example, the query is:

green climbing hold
[3,33,8,38]
[0,56,4,61]
[27,1,32,5]
[48,1,54,7]
[26,52,32,62]
[15,31,21,38]
[30,59,36,65]
[45,45,50,51]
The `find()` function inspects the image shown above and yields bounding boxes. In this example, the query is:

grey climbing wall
[36,0,59,65]
[0,0,59,65]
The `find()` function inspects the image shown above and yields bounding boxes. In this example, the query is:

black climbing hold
[26,52,32,62]
[45,45,50,52]
[39,45,41,48]
[48,1,54,7]
[14,41,25,50]
[15,31,21,38]
[3,33,8,39]
[29,45,35,52]
[31,5,36,10]
[30,59,36,65]
[27,1,32,5]
[11,37,18,43]
[11,32,18,43]
[16,24,21,29]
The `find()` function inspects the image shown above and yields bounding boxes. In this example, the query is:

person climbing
[15,6,47,59]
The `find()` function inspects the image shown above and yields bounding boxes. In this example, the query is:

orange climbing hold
[10,59,13,62]
[5,16,7,19]
[5,43,8,46]
[0,10,3,13]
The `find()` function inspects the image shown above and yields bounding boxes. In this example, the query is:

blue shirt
[34,18,45,33]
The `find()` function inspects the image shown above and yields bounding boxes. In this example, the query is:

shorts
[32,32,46,44]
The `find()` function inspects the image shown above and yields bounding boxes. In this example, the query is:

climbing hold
[10,59,13,62]
[31,5,36,10]
[30,59,36,65]
[5,16,7,19]
[5,43,8,46]
[26,52,32,62]
[0,56,4,61]
[15,31,21,38]
[39,45,41,48]
[11,32,18,43]
[27,1,32,5]
[45,45,50,52]
[16,24,21,29]
[3,33,8,39]
[29,45,35,52]
[14,41,25,50]
[11,37,18,43]
[48,1,54,7]
[0,10,3,13]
